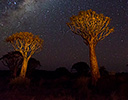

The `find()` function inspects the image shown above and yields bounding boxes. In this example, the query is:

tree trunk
[89,44,100,85]
[13,66,18,77]
[20,58,28,78]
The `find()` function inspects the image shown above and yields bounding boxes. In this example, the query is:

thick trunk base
[20,58,28,78]
[89,44,100,85]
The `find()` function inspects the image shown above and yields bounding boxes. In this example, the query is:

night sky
[0,0,128,72]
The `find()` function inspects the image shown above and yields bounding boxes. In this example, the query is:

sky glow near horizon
[0,0,128,72]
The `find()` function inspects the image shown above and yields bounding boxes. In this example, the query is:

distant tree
[6,32,43,78]
[99,66,109,77]
[27,58,41,77]
[67,9,114,85]
[0,51,41,77]
[0,51,23,77]
[71,62,90,76]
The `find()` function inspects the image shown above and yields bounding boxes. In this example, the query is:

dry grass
[0,72,128,100]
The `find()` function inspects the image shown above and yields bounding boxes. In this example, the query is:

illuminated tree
[67,9,114,85]
[6,32,43,78]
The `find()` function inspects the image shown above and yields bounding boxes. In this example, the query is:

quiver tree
[0,51,23,77]
[6,32,43,78]
[67,9,114,85]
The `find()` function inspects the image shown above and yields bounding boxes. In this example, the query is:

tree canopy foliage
[6,32,43,59]
[71,62,90,76]
[67,9,114,46]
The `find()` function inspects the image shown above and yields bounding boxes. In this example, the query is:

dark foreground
[0,70,128,100]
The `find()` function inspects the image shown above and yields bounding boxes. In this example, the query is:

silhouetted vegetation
[55,67,70,77]
[0,69,128,100]
[0,51,23,77]
[0,51,41,78]
[71,62,90,76]
[99,66,109,77]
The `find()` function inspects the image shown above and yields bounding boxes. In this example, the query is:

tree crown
[67,9,114,46]
[6,32,43,59]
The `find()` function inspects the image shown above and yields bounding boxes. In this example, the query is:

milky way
[0,0,128,72]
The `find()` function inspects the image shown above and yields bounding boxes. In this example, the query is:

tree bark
[89,44,100,85]
[20,58,28,78]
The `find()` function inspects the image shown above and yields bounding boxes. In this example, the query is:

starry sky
[0,0,128,72]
